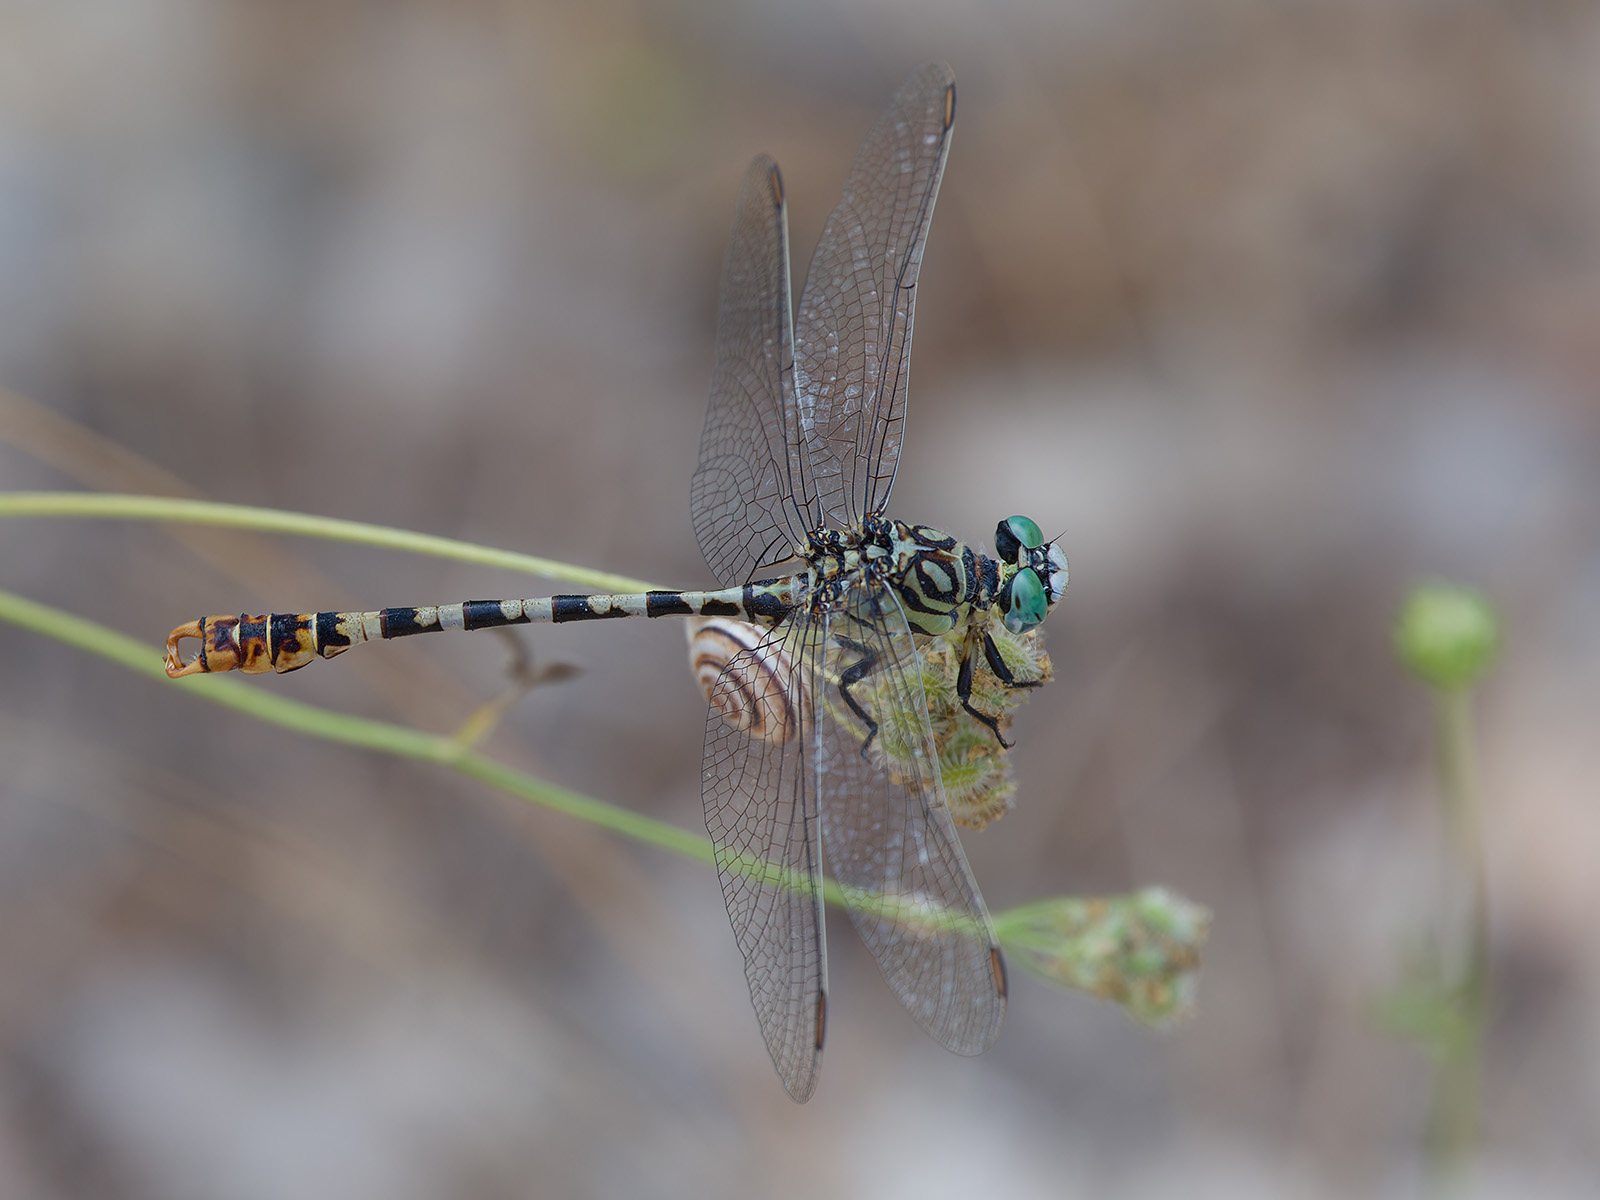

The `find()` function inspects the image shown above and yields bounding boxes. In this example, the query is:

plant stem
[0,491,660,594]
[1426,684,1489,1185]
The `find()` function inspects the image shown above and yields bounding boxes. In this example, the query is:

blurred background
[2,1,1598,1196]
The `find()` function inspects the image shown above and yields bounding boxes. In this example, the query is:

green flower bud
[1394,584,1500,691]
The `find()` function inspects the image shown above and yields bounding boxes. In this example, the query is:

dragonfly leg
[982,630,1045,693]
[957,639,1013,750]
[957,629,1046,750]
[834,635,881,759]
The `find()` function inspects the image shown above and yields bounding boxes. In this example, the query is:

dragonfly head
[994,515,1068,634]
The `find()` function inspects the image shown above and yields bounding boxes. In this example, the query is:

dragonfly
[164,61,1067,1102]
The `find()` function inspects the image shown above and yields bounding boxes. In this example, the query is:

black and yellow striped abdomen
[165,581,799,676]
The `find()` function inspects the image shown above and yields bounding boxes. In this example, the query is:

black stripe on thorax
[906,524,958,551]
[980,554,999,604]
[895,583,947,616]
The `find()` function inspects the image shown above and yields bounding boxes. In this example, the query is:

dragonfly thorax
[796,514,1066,640]
[795,516,983,639]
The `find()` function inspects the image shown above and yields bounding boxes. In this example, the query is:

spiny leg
[833,634,881,759]
[982,630,1045,692]
[957,629,1047,750]
[956,645,1012,749]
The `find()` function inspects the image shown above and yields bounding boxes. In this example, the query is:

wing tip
[744,153,785,208]
[786,1072,820,1104]
[778,987,827,1104]
[910,61,957,129]
[949,949,1008,1057]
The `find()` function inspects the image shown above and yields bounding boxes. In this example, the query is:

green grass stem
[0,491,661,594]
[1393,583,1499,1190]
[1426,684,1489,1186]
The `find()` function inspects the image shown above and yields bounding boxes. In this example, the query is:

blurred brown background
[2,2,1599,1197]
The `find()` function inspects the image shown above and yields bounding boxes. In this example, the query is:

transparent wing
[701,609,828,1101]
[792,62,956,531]
[816,576,1006,1055]
[693,156,811,588]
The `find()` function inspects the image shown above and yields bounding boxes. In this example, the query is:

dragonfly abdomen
[164,581,798,677]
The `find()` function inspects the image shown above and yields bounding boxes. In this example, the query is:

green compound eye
[1004,568,1048,633]
[994,514,1045,562]
[1009,515,1045,549]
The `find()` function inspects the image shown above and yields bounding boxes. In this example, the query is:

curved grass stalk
[0,491,660,594]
